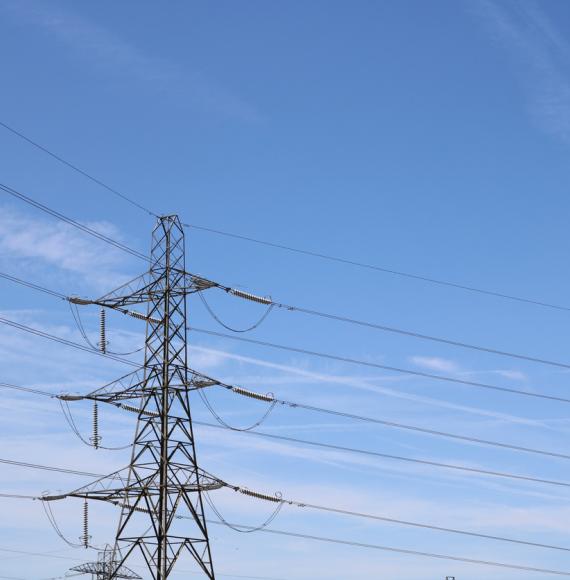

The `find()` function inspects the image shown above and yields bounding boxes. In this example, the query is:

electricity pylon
[69,215,219,579]
[69,545,141,579]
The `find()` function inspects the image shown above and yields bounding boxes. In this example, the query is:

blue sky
[2,0,570,578]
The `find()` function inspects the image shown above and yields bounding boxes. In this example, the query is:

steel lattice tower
[70,545,141,579]
[107,215,215,579]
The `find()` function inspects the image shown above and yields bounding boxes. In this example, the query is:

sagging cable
[69,301,145,356]
[40,498,84,549]
[198,386,277,432]
[199,291,274,333]
[204,489,283,534]
[59,398,131,450]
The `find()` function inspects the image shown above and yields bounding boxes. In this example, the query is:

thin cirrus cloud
[409,355,459,373]
[2,0,262,123]
[0,206,133,290]
[191,346,548,428]
[473,0,570,143]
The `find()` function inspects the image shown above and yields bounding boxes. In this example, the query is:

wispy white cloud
[473,0,570,142]
[191,345,547,428]
[466,368,528,382]
[409,355,459,374]
[1,0,261,122]
[0,206,133,291]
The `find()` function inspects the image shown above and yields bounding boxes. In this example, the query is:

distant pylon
[70,545,141,579]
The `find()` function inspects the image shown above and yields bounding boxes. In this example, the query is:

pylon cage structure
[62,215,221,579]
[70,545,141,579]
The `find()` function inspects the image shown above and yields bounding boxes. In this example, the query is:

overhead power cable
[0,544,286,580]
[4,263,570,382]
[0,182,147,261]
[5,488,570,571]
[5,264,570,378]
[221,384,570,461]
[196,421,570,489]
[0,120,158,218]
[0,272,67,300]
[6,261,570,384]
[228,486,570,554]
[1,119,565,315]
[0,316,140,368]
[5,265,570,375]
[5,374,570,465]
[199,291,274,333]
[0,493,38,500]
[249,295,570,370]
[6,472,570,568]
[0,457,101,478]
[206,520,570,577]
[184,222,570,313]
[6,474,570,558]
[189,328,570,404]
[0,382,55,398]
[8,380,570,491]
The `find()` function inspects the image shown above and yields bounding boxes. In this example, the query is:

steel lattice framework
[65,216,217,579]
[105,215,216,579]
[70,545,141,579]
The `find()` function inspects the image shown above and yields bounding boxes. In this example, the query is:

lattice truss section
[69,216,217,579]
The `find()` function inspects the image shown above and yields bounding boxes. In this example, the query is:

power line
[5,457,570,565]
[1,119,566,315]
[4,376,570,463]
[5,471,570,557]
[6,261,570,380]
[206,520,570,577]
[260,296,570,370]
[0,182,147,261]
[8,378,570,482]
[0,121,158,218]
[196,421,570,489]
[0,382,55,398]
[184,222,570,313]
[0,457,101,478]
[0,316,140,367]
[222,386,570,461]
[0,544,286,580]
[0,493,38,500]
[0,272,67,300]
[229,488,570,554]
[189,327,570,404]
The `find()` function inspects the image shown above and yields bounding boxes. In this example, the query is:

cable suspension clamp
[68,296,94,306]
[193,378,218,389]
[57,394,85,401]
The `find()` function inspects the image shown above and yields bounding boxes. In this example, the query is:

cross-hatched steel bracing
[70,545,141,579]
[101,215,216,579]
